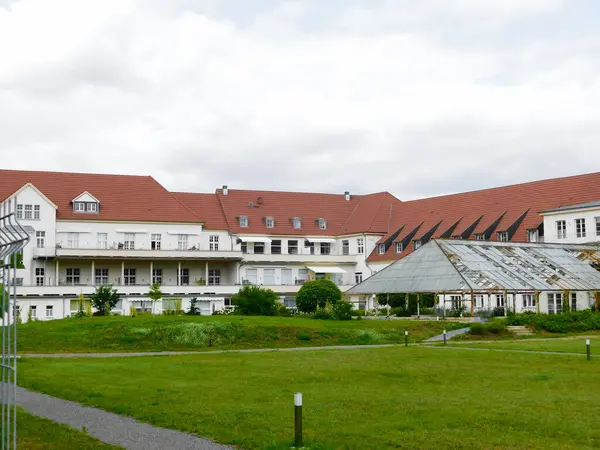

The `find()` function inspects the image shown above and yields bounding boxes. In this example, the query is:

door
[263,269,275,285]
[281,269,292,285]
[246,269,257,285]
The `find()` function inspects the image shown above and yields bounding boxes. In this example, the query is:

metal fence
[0,197,31,449]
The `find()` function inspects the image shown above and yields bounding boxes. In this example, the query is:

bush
[351,310,366,317]
[506,310,600,334]
[89,285,120,316]
[332,300,353,320]
[129,306,137,317]
[232,285,278,316]
[297,332,312,341]
[312,308,333,320]
[469,323,486,335]
[486,321,506,334]
[391,307,410,317]
[296,279,342,314]
[187,298,201,316]
[276,304,292,317]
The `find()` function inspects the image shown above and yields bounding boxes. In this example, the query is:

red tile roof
[367,172,600,262]
[0,169,201,223]
[172,192,229,230]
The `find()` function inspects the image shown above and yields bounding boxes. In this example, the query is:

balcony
[51,246,242,261]
[33,247,56,258]
[242,252,357,263]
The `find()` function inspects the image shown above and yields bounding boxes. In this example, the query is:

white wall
[543,208,600,244]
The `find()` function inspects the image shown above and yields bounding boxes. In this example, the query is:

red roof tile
[0,169,201,223]
[173,192,229,230]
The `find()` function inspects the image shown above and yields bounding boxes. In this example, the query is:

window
[414,240,422,250]
[556,220,567,239]
[224,298,232,307]
[30,305,37,318]
[576,218,586,238]
[180,268,190,285]
[474,295,484,308]
[24,204,32,219]
[11,278,23,287]
[46,305,53,318]
[208,269,221,286]
[66,268,80,285]
[35,268,44,286]
[97,233,108,249]
[245,269,257,284]
[342,240,349,256]
[74,202,86,212]
[317,218,327,230]
[495,294,505,307]
[177,234,188,250]
[254,242,265,254]
[124,268,136,285]
[297,268,308,284]
[281,268,292,285]
[151,234,162,250]
[571,292,577,312]
[265,217,275,228]
[474,234,485,241]
[263,269,274,285]
[395,242,403,253]
[95,268,109,285]
[209,235,219,251]
[450,295,463,309]
[239,216,248,228]
[16,205,23,219]
[241,242,248,253]
[357,238,364,254]
[548,293,563,314]
[283,297,296,308]
[377,244,385,255]
[522,294,536,309]
[152,268,163,285]
[292,217,302,229]
[34,205,40,220]
[527,230,538,243]
[355,272,363,284]
[124,233,135,250]
[67,233,79,248]
[271,240,281,254]
[288,240,298,255]
[321,242,331,255]
[36,231,45,249]
[87,202,98,212]
[596,217,600,236]
[305,241,315,255]
[497,232,508,242]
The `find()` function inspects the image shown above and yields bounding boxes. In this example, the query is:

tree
[89,285,120,316]
[8,252,25,269]
[232,285,278,316]
[296,279,342,314]
[147,283,163,315]
[187,297,200,316]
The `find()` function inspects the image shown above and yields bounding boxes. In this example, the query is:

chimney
[223,185,228,196]
[344,191,350,201]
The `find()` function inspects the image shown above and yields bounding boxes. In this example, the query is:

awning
[116,229,149,234]
[306,265,347,274]
[305,237,336,243]
[236,236,272,243]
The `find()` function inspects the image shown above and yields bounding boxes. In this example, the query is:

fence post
[405,330,408,347]
[294,392,303,448]
[586,339,591,361]
[443,330,447,345]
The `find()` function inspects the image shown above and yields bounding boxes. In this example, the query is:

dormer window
[239,216,248,228]
[497,231,508,242]
[414,240,422,250]
[474,233,485,241]
[377,244,386,255]
[317,218,327,230]
[265,217,275,229]
[72,192,100,214]
[395,242,403,253]
[291,217,302,229]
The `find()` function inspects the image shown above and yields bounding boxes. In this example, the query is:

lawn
[18,347,600,449]
[444,336,600,354]
[17,315,462,353]
[17,408,120,449]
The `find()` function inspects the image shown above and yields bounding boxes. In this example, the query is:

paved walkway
[424,327,470,342]
[20,344,400,358]
[14,386,232,450]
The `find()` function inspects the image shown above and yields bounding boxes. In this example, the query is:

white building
[541,201,600,244]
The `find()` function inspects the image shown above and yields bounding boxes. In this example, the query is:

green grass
[445,336,600,354]
[18,315,462,353]
[17,407,120,449]
[18,347,600,449]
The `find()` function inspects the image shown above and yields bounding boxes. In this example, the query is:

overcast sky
[1,0,600,200]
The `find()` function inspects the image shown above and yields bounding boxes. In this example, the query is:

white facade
[542,205,600,244]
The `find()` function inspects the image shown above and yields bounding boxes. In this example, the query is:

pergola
[348,240,600,316]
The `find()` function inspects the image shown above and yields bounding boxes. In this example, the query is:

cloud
[0,0,599,201]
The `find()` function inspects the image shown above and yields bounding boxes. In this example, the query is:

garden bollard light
[587,339,591,361]
[294,392,303,448]
[209,339,213,347]
[405,330,408,347]
[443,330,447,345]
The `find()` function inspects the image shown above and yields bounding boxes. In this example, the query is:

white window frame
[152,268,163,285]
[209,235,219,251]
[67,233,79,249]
[16,205,23,220]
[571,292,577,312]
[496,294,505,307]
[87,202,98,212]
[262,269,274,286]
[24,204,32,220]
[522,294,536,309]
[292,218,302,229]
[355,272,363,284]
[414,240,422,250]
[66,268,81,285]
[474,234,485,241]
[342,240,349,256]
[35,267,44,286]
[74,202,86,212]
[97,233,108,249]
[265,217,275,229]
[596,217,600,237]
[30,305,37,318]
[36,231,45,249]
[357,238,364,254]
[239,216,248,228]
[527,230,538,242]
[151,234,162,250]
[320,242,331,255]
[124,233,135,250]
[124,268,136,286]
[318,218,327,230]
[95,268,109,285]
[180,268,190,285]
[45,305,53,318]
[288,240,298,255]
[548,293,563,314]
[575,218,586,238]
[395,242,403,253]
[377,244,385,255]
[177,234,189,250]
[281,268,292,285]
[497,231,508,242]
[34,205,40,220]
[556,220,567,239]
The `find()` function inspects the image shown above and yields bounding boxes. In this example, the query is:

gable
[72,191,99,204]
[9,183,57,209]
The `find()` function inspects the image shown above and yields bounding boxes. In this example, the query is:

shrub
[356,330,383,344]
[486,321,506,334]
[232,285,278,316]
[89,285,120,316]
[312,308,333,320]
[469,323,486,335]
[276,304,292,317]
[332,300,353,320]
[297,332,312,341]
[296,279,342,314]
[505,311,600,334]
[27,307,32,323]
[187,298,201,316]
[129,305,137,317]
[391,307,410,317]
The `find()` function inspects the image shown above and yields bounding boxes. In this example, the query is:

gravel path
[14,385,232,450]
[424,327,470,342]
[21,344,399,358]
